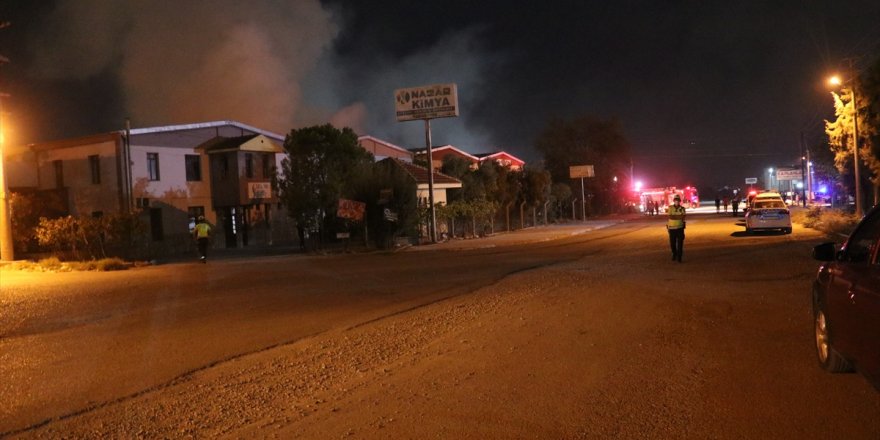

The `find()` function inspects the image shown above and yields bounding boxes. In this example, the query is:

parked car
[811,204,880,391]
[744,197,792,234]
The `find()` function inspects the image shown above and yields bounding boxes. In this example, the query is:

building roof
[126,120,284,149]
[357,135,411,155]
[23,120,284,152]
[409,145,479,162]
[474,151,526,165]
[380,158,462,186]
[196,134,283,153]
[128,120,284,141]
[27,132,121,152]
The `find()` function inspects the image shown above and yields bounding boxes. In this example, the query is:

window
[147,153,160,181]
[262,154,272,178]
[245,153,254,178]
[89,155,101,184]
[185,155,201,181]
[53,160,64,188]
[149,208,164,241]
[219,155,229,180]
[843,210,880,264]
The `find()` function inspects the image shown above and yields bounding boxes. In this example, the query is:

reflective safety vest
[667,205,686,229]
[194,222,212,238]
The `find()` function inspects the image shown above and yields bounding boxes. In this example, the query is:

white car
[745,197,792,234]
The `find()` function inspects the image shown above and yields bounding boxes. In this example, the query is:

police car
[744,192,792,234]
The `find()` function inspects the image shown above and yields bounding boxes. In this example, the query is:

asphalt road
[1,213,878,438]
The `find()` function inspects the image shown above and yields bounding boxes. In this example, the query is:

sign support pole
[424,119,436,243]
[580,177,586,221]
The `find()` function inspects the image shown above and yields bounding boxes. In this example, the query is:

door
[830,209,880,358]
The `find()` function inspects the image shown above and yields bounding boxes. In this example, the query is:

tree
[276,124,375,244]
[353,159,420,248]
[550,182,573,221]
[535,115,632,214]
[825,55,880,206]
[519,166,552,225]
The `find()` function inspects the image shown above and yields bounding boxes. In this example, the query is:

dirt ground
[5,216,880,439]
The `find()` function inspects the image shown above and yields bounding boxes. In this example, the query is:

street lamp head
[828,75,842,87]
[768,167,774,173]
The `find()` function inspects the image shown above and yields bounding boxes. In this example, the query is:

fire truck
[639,186,700,211]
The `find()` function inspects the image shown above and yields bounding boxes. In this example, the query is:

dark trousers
[668,228,685,260]
[197,237,209,260]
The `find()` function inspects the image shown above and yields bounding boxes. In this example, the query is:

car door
[828,209,880,357]
[847,213,880,384]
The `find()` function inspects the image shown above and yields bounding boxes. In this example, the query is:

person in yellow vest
[667,194,686,262]
[193,215,212,263]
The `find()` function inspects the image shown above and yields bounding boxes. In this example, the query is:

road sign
[569,165,595,179]
[745,177,758,184]
[383,208,398,222]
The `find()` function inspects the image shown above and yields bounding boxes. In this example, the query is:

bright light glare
[768,167,774,172]
[829,75,842,86]
[634,181,643,191]
[796,182,804,189]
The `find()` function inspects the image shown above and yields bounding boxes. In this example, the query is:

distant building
[5,120,296,256]
[357,135,413,162]
[377,158,462,207]
[474,151,525,171]
[409,145,480,170]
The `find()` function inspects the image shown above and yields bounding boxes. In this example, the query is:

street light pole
[0,92,14,261]
[0,23,13,261]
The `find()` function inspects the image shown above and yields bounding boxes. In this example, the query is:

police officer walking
[666,194,686,262]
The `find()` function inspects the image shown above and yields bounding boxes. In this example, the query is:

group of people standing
[714,196,741,216]
[645,199,664,216]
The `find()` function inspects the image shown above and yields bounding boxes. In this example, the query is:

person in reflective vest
[193,215,212,263]
[667,195,686,262]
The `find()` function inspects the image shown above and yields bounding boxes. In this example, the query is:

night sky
[1,0,878,193]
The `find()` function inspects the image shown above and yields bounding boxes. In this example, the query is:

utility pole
[848,59,864,218]
[799,132,807,207]
[0,20,14,262]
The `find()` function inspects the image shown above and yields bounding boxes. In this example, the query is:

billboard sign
[248,182,272,199]
[569,165,595,178]
[395,83,459,121]
[775,169,803,180]
[337,199,366,221]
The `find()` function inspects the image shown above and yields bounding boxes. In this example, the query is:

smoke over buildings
[23,0,497,151]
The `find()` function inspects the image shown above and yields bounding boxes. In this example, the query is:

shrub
[37,257,63,270]
[2,256,129,272]
[95,258,129,271]
[792,207,858,237]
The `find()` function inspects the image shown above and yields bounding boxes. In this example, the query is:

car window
[754,201,785,209]
[842,210,880,264]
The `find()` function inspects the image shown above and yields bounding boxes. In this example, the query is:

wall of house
[31,140,122,216]
[127,144,215,254]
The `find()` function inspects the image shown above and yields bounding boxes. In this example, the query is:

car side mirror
[812,242,836,262]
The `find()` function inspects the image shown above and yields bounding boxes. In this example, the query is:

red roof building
[474,151,525,171]
[410,145,480,170]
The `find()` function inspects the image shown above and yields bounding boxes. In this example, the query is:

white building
[6,120,296,256]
